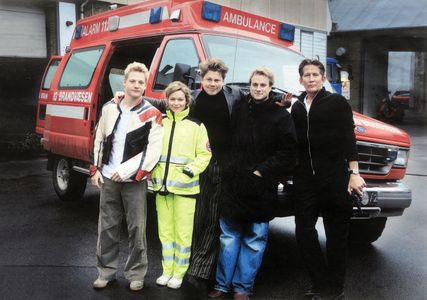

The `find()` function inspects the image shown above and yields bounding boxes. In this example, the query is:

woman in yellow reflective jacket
[151,81,211,289]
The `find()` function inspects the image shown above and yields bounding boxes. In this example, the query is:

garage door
[0,4,46,58]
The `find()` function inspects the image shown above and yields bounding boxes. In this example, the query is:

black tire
[52,157,87,202]
[349,217,387,244]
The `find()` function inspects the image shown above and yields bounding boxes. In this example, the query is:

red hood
[353,112,411,148]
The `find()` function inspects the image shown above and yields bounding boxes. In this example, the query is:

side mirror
[173,63,192,85]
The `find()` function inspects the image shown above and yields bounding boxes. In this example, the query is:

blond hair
[164,81,193,107]
[249,67,275,86]
[124,61,149,81]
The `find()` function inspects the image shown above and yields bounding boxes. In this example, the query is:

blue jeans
[214,216,269,294]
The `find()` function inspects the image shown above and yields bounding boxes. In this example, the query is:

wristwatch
[349,168,360,175]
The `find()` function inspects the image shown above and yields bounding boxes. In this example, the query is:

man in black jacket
[186,59,245,289]
[208,68,297,300]
[291,59,365,300]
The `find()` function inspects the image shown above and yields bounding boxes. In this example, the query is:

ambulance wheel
[349,217,387,244]
[52,157,87,202]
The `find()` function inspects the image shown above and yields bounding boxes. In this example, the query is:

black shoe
[185,274,208,291]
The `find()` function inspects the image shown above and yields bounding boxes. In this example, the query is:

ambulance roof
[70,0,295,49]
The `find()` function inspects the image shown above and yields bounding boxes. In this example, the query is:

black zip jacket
[291,87,358,177]
[222,93,297,222]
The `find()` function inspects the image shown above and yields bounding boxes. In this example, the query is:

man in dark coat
[208,68,297,300]
[186,59,245,288]
[291,59,366,300]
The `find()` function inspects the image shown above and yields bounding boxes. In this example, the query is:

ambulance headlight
[202,1,221,23]
[279,23,295,42]
[393,149,409,167]
[150,7,163,24]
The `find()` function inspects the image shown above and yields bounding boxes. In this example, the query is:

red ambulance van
[35,0,411,244]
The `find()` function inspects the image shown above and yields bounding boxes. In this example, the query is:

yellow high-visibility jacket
[151,107,211,196]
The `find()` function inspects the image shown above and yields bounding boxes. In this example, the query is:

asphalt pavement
[0,111,426,300]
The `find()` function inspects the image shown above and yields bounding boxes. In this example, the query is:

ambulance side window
[59,47,104,89]
[154,39,199,90]
[42,59,60,90]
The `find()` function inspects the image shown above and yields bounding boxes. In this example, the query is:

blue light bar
[279,23,295,42]
[150,7,163,24]
[74,25,82,39]
[202,1,221,23]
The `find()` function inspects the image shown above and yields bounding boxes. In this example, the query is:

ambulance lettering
[39,92,48,100]
[53,91,93,103]
[223,12,276,34]
[81,19,109,37]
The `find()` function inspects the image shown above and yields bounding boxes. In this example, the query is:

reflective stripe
[174,256,190,265]
[163,255,174,262]
[159,155,192,165]
[46,104,85,120]
[152,178,199,189]
[162,242,175,251]
[175,244,191,254]
[161,243,191,253]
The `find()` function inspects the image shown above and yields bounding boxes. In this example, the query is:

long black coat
[222,94,297,222]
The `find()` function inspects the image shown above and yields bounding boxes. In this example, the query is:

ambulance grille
[356,141,398,175]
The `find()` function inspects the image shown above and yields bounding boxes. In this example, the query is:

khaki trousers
[96,177,148,282]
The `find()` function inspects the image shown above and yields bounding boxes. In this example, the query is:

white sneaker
[93,278,109,289]
[129,280,144,291]
[167,277,183,289]
[156,274,172,286]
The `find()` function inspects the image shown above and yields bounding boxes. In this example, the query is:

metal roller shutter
[0,4,46,58]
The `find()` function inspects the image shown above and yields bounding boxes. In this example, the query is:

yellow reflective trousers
[156,193,196,278]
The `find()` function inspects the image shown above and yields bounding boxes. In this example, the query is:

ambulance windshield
[202,35,334,95]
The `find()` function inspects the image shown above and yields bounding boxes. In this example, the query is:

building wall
[210,0,329,31]
[329,31,427,118]
[45,3,57,56]
[414,53,427,112]
[0,3,52,147]
[328,34,363,111]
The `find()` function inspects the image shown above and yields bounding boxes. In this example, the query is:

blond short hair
[164,81,193,107]
[124,61,149,81]
[249,67,275,86]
